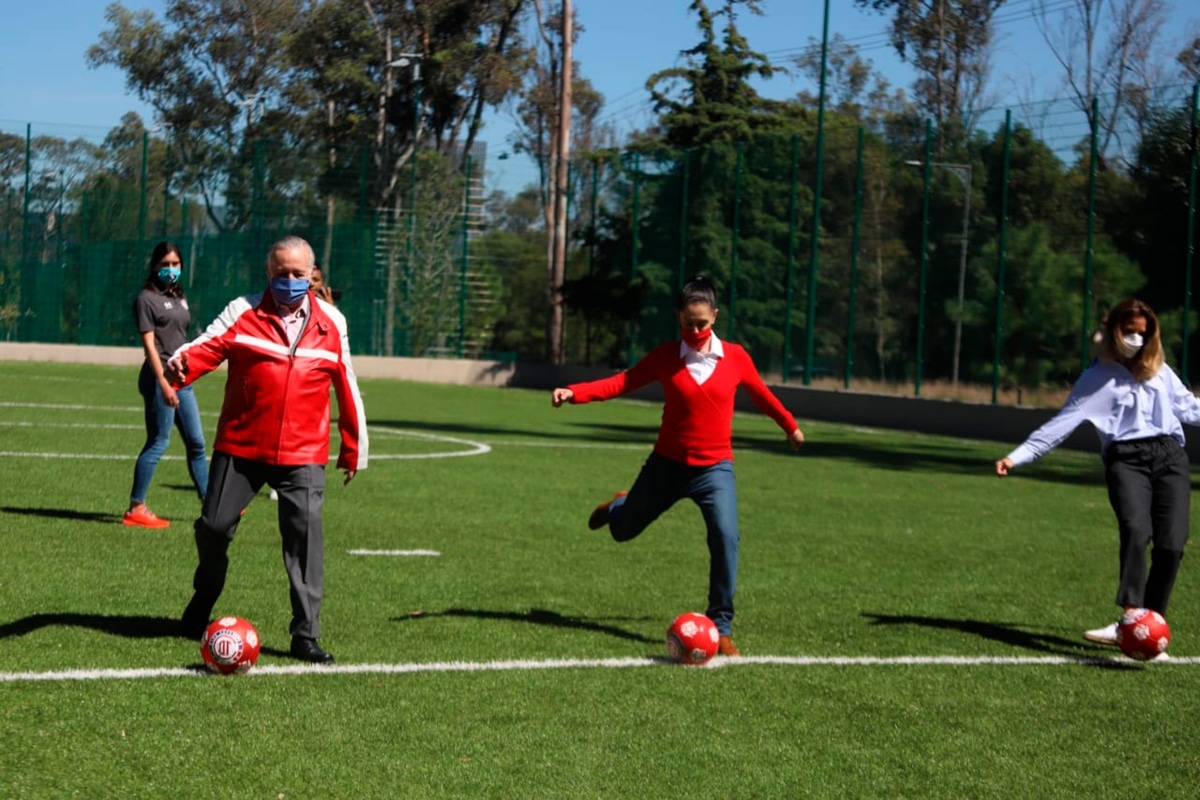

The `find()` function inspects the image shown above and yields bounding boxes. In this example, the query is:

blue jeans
[608,452,740,635]
[130,362,209,504]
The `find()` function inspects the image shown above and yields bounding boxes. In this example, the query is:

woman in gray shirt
[125,241,209,528]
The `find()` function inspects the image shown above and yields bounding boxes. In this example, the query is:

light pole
[906,159,972,387]
[388,53,422,357]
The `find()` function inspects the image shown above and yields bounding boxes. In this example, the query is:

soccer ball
[201,616,261,675]
[666,612,719,666]
[1117,608,1170,661]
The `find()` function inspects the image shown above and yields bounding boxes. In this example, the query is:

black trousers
[1104,435,1190,613]
[182,451,327,640]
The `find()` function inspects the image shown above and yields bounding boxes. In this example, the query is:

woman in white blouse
[996,298,1200,653]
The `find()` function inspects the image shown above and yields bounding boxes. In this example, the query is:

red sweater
[568,341,798,466]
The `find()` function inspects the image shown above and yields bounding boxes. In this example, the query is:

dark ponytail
[676,275,717,310]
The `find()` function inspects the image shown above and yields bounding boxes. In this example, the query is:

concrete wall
[6,341,1195,461]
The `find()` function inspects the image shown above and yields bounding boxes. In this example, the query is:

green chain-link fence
[2,83,1198,400]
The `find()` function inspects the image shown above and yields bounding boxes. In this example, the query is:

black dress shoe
[290,637,335,664]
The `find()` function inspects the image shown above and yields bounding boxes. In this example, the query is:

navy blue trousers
[608,452,740,636]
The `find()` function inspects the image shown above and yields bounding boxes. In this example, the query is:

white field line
[1,654,1195,683]
[346,549,442,557]
[0,452,135,460]
[0,401,221,418]
[0,421,144,430]
[0,405,649,458]
[0,375,125,385]
[0,401,146,412]
[485,439,649,451]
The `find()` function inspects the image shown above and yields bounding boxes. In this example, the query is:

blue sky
[1,0,1197,189]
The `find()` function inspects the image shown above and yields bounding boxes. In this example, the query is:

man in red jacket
[168,235,367,664]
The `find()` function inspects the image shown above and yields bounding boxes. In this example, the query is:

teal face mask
[157,266,181,284]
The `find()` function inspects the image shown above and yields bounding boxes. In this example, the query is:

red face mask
[680,326,712,350]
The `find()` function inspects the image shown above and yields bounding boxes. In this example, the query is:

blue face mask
[270,276,310,306]
[157,266,181,285]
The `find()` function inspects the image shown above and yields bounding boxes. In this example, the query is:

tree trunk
[547,0,572,365]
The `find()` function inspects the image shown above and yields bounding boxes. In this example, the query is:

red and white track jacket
[174,290,367,472]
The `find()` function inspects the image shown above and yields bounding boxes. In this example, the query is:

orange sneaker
[587,491,628,530]
[717,635,741,657]
[122,505,170,529]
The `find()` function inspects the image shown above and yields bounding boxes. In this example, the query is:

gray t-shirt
[133,287,192,363]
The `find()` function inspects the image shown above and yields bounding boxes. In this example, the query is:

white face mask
[1115,332,1144,359]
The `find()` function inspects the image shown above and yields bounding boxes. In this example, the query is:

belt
[1108,434,1175,452]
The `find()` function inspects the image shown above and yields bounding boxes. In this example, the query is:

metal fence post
[678,148,690,291]
[730,140,742,342]
[993,110,1012,404]
[138,130,149,245]
[1081,95,1099,374]
[845,126,865,390]
[1182,84,1199,384]
[627,151,641,367]
[458,155,472,358]
[916,119,933,397]
[782,134,799,384]
[804,0,831,386]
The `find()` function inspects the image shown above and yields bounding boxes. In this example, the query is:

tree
[1115,104,1198,324]
[508,0,607,362]
[284,0,380,268]
[645,0,784,148]
[1178,28,1200,81]
[974,222,1144,386]
[341,0,533,356]
[357,0,530,209]
[793,33,902,124]
[855,0,1004,151]
[88,0,305,232]
[979,122,1070,233]
[1033,0,1170,165]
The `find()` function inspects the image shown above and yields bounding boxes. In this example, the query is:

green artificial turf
[1,362,1197,798]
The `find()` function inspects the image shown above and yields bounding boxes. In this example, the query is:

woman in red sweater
[551,276,804,655]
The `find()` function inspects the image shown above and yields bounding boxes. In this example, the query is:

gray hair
[266,236,315,270]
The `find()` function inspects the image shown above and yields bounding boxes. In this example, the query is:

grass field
[1,361,1198,798]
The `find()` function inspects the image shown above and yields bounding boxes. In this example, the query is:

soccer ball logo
[666,612,720,666]
[1117,608,1170,662]
[201,616,262,675]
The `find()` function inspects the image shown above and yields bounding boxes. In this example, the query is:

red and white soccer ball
[666,612,720,666]
[201,616,261,675]
[1117,608,1170,661]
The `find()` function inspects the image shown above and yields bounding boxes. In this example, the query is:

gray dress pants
[1104,435,1190,613]
[183,451,326,640]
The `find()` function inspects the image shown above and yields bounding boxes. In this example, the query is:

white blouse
[1007,360,1200,466]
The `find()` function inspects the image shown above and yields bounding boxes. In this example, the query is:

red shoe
[123,505,170,529]
[587,491,628,530]
[717,635,741,657]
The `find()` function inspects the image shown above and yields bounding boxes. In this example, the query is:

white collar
[680,332,724,359]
